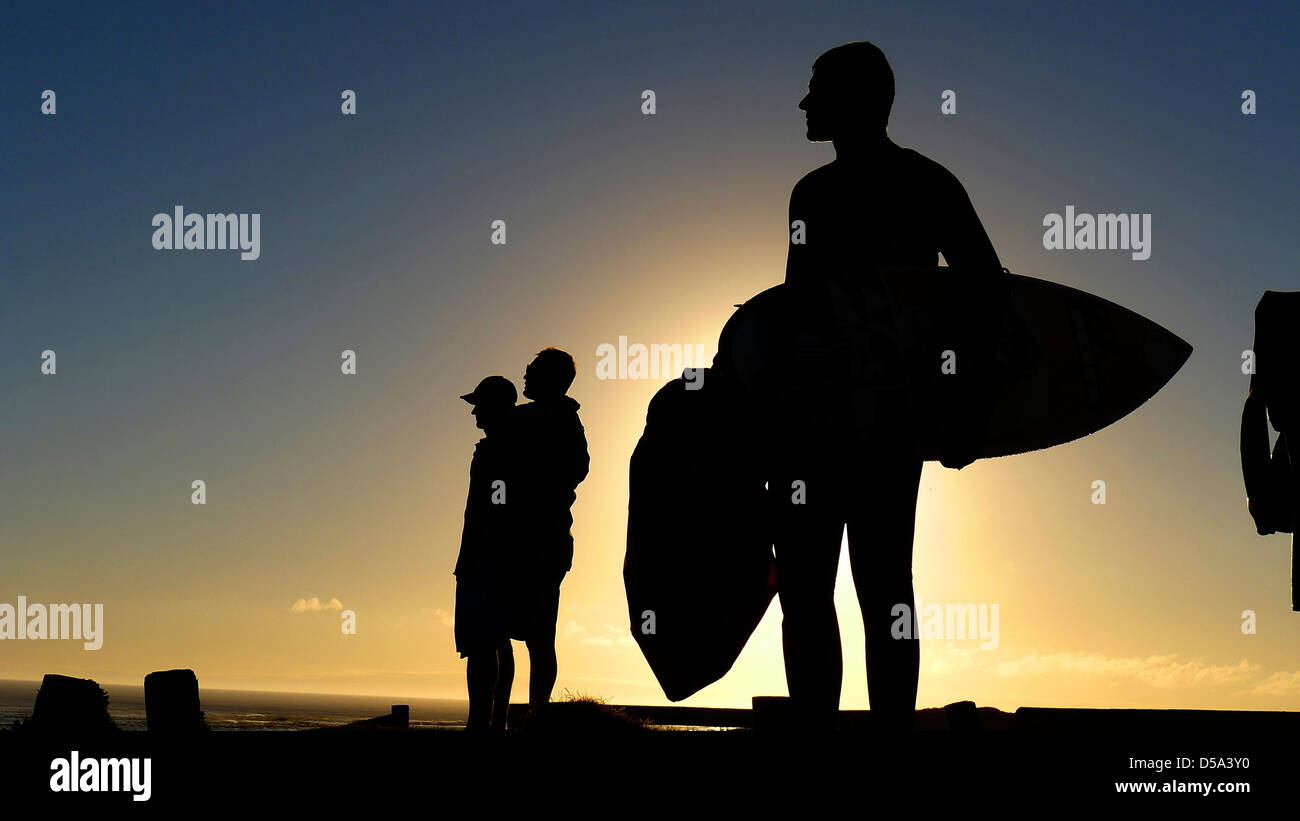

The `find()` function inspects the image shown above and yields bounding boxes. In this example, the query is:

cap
[460,375,517,407]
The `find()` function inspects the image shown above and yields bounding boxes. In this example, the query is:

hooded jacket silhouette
[512,395,590,580]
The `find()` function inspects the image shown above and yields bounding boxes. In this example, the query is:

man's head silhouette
[461,375,516,432]
[799,41,895,143]
[523,348,577,400]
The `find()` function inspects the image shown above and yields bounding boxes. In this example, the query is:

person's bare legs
[466,650,499,732]
[774,467,848,727]
[526,583,562,707]
[492,642,514,730]
[526,639,557,707]
[847,450,922,732]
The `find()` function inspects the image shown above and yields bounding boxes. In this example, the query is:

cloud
[389,607,454,630]
[572,622,635,649]
[923,645,1300,697]
[925,645,982,676]
[562,621,587,638]
[1249,670,1300,696]
[291,597,344,613]
[993,652,1259,688]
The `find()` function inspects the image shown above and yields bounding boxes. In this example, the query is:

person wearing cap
[454,375,519,732]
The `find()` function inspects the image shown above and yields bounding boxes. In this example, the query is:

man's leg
[1283,429,1298,611]
[466,649,499,731]
[492,641,514,730]
[774,468,848,725]
[846,449,922,732]
[525,582,561,707]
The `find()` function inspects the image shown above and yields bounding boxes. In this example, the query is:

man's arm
[531,416,589,494]
[934,167,1008,471]
[1242,389,1280,535]
[784,178,813,285]
[567,426,590,490]
[937,169,1001,274]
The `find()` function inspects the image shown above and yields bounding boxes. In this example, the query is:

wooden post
[390,704,410,728]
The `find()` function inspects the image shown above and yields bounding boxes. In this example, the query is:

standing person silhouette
[454,376,519,732]
[510,348,590,708]
[1240,291,1299,610]
[775,41,1005,730]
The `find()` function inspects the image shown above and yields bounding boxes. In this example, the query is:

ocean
[0,679,469,731]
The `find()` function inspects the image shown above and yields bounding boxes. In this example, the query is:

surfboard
[626,267,1190,701]
[720,267,1193,461]
[624,369,776,702]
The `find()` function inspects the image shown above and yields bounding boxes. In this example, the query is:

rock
[144,669,206,733]
[25,674,116,734]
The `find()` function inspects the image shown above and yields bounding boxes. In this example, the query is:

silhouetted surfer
[774,42,1006,729]
[1240,291,1298,610]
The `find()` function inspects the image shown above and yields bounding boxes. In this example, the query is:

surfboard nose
[1143,327,1193,388]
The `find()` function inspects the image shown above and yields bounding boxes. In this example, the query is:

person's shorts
[454,577,508,658]
[509,580,562,644]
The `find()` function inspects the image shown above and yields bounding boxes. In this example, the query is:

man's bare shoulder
[894,145,964,188]
[791,162,838,196]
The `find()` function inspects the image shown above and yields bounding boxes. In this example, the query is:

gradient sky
[2,0,1298,711]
